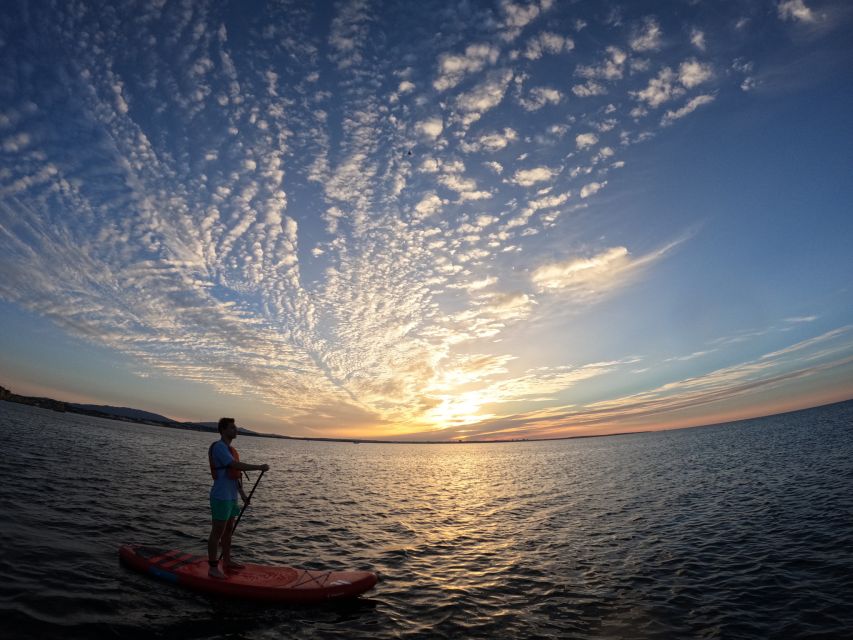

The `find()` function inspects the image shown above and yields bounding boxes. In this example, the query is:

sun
[423,389,496,429]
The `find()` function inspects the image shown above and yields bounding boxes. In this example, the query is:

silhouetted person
[207,417,269,578]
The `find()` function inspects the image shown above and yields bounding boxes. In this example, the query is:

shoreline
[2,386,850,445]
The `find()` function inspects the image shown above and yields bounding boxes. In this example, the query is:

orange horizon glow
[5,375,848,444]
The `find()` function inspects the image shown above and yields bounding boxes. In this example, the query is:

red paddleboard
[119,544,378,603]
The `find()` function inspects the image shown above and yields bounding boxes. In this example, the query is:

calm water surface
[2,399,852,639]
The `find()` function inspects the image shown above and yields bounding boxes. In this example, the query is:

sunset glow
[1,1,851,440]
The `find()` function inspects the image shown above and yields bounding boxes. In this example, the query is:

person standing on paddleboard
[208,417,269,579]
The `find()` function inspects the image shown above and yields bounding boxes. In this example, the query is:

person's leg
[222,502,246,570]
[208,500,230,578]
[208,519,228,560]
[220,516,235,565]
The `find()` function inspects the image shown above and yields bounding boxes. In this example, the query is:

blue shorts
[210,498,241,521]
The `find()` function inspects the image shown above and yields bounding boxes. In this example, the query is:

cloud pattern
[0,0,848,437]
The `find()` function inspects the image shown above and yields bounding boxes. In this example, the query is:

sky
[1,0,851,441]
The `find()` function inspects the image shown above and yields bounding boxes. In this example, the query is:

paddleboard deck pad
[119,544,378,603]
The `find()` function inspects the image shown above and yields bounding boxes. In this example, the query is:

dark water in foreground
[2,400,852,639]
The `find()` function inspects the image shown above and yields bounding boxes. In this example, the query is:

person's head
[218,417,237,440]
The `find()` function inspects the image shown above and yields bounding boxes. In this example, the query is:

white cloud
[459,190,493,202]
[661,94,715,126]
[398,80,415,93]
[548,123,570,137]
[434,43,500,91]
[455,70,514,124]
[575,132,598,149]
[110,78,130,115]
[443,159,465,173]
[665,349,716,362]
[777,0,816,23]
[632,67,684,107]
[454,360,626,412]
[572,80,607,97]
[485,291,534,318]
[475,214,498,228]
[732,58,756,92]
[419,157,440,173]
[414,193,444,218]
[529,191,571,211]
[630,58,651,73]
[759,326,850,360]
[595,119,617,132]
[478,128,518,152]
[439,173,475,192]
[457,276,498,292]
[523,31,573,59]
[440,173,492,201]
[468,328,853,440]
[519,86,563,111]
[2,132,31,152]
[580,181,606,198]
[592,146,615,163]
[532,242,676,300]
[576,46,626,81]
[690,28,706,51]
[416,117,444,139]
[512,165,559,186]
[630,17,663,52]
[504,189,573,229]
[678,59,713,88]
[328,0,373,69]
[500,0,544,41]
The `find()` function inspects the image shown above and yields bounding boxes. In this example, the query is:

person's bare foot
[224,560,246,572]
[208,564,227,579]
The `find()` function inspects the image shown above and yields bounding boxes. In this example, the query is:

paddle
[219,469,265,560]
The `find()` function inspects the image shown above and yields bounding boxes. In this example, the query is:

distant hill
[67,407,257,434]
[195,421,259,435]
[3,384,286,440]
[69,404,177,423]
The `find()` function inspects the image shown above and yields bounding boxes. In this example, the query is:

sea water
[1,399,852,639]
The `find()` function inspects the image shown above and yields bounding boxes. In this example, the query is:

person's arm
[229,460,270,472]
[232,461,267,503]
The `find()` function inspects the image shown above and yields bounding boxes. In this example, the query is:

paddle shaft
[219,469,265,560]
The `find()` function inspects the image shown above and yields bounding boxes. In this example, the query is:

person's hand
[259,463,270,472]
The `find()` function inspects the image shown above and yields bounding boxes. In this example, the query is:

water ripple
[2,400,853,638]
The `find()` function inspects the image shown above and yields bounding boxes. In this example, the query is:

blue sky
[1,0,851,440]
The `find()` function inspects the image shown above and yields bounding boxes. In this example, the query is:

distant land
[68,403,184,424]
[0,383,439,443]
[0,384,265,437]
[0,382,529,443]
[2,383,849,445]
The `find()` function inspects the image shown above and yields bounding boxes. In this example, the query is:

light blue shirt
[209,440,239,501]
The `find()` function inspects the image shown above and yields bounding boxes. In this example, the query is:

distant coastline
[0,382,537,443]
[0,383,424,443]
[2,383,850,445]
[0,384,261,436]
